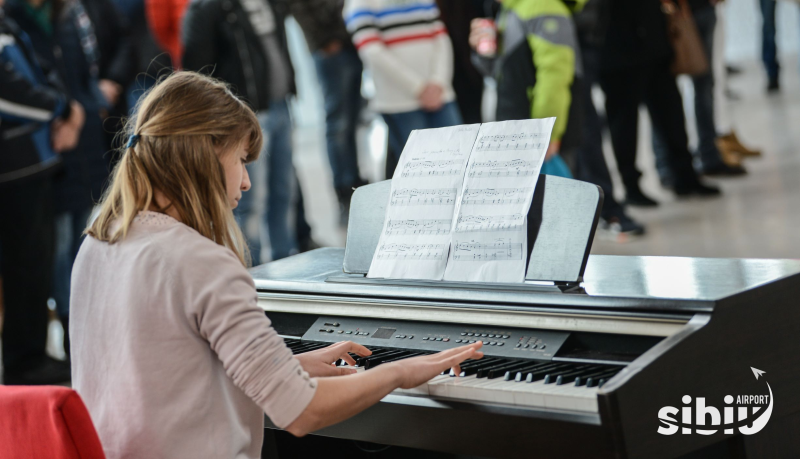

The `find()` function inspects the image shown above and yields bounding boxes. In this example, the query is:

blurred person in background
[469,0,582,176]
[598,0,719,207]
[573,0,645,238]
[83,0,137,160]
[651,0,746,190]
[759,0,779,91]
[436,0,486,125]
[344,0,462,177]
[290,0,368,226]
[116,0,174,108]
[183,0,315,262]
[7,0,113,356]
[1,0,83,383]
[145,0,188,68]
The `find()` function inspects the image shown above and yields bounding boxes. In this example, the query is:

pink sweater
[70,212,316,459]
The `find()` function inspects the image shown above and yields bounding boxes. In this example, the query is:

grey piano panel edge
[253,277,714,313]
[256,291,696,322]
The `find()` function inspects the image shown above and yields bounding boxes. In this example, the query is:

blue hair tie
[126,134,140,149]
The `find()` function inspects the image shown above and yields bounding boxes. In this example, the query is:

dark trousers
[759,0,779,81]
[0,178,54,372]
[599,59,698,193]
[574,45,626,219]
[653,5,722,179]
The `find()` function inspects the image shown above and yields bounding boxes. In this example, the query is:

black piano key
[574,367,619,386]
[507,362,556,381]
[484,361,532,379]
[476,360,518,378]
[356,349,395,366]
[364,351,413,370]
[587,369,622,388]
[524,363,572,383]
[457,358,506,377]
[449,357,503,376]
[545,365,592,385]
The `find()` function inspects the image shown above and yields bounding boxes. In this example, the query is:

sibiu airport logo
[657,367,773,436]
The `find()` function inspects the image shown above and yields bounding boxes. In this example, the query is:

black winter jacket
[182,0,295,112]
[0,10,68,185]
[289,0,351,53]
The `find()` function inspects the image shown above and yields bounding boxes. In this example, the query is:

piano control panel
[302,317,570,360]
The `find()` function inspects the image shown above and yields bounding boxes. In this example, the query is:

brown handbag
[660,0,709,76]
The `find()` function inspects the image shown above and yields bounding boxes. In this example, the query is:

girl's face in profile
[220,142,251,209]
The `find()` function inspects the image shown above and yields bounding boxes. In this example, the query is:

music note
[376,243,447,260]
[391,188,458,206]
[460,187,533,205]
[455,214,525,233]
[401,160,464,178]
[386,219,453,235]
[473,132,547,153]
[468,159,538,178]
[451,239,524,261]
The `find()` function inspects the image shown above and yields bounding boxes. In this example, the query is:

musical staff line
[376,243,447,260]
[386,219,453,235]
[401,160,464,178]
[455,214,524,233]
[460,187,534,205]
[468,159,538,178]
[391,188,458,206]
[452,240,524,261]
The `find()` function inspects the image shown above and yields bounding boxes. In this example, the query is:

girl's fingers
[339,341,372,357]
[341,353,357,367]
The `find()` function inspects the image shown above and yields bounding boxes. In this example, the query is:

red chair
[0,385,105,459]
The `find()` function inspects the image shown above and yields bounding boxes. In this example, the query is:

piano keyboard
[284,338,623,413]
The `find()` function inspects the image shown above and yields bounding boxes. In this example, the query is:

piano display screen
[373,328,396,339]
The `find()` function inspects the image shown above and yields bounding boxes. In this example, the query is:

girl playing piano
[69,71,482,459]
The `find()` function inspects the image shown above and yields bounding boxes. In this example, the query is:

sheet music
[443,118,556,283]
[368,124,480,279]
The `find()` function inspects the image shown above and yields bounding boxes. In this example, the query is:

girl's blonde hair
[87,71,263,266]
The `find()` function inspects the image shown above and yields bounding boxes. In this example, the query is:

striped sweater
[343,0,455,113]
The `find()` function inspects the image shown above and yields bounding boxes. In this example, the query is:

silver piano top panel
[250,248,800,312]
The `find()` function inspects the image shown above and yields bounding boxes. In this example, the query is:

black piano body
[252,248,800,459]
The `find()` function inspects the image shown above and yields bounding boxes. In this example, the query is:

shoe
[701,163,747,177]
[624,187,659,207]
[718,131,761,158]
[767,77,780,93]
[3,356,71,385]
[599,213,645,242]
[674,181,721,198]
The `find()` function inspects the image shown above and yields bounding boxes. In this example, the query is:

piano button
[435,338,443,342]
[470,340,477,344]
[489,342,496,346]
[422,337,429,340]
[488,334,495,338]
[502,335,510,339]
[408,335,413,339]
[324,322,339,327]
[530,344,538,349]
[515,344,521,348]
[337,330,344,334]
[318,329,327,333]
[497,342,504,346]
[443,338,450,342]
[467,333,474,336]
[482,341,489,345]
[455,339,462,343]
[460,332,467,336]
[540,344,546,349]
[523,344,530,348]
[480,334,488,337]
[362,332,369,336]
[345,331,352,334]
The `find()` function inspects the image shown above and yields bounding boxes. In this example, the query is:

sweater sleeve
[186,244,316,429]
[428,24,454,90]
[344,0,426,97]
